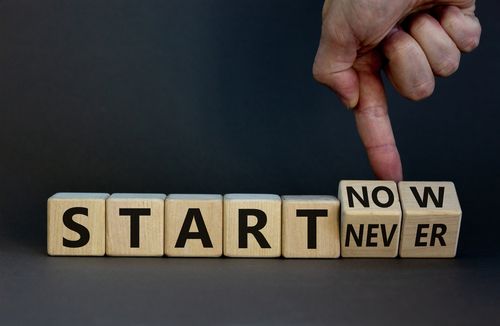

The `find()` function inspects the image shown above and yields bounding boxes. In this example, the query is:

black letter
[346,186,369,208]
[63,207,90,248]
[430,224,447,246]
[372,186,394,208]
[119,208,151,248]
[238,209,271,248]
[381,224,398,247]
[175,208,213,248]
[410,186,445,208]
[415,224,429,247]
[296,209,328,249]
[345,224,364,247]
[366,224,379,247]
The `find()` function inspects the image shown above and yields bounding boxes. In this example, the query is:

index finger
[353,52,403,181]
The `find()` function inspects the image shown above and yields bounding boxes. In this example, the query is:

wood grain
[338,180,401,258]
[398,181,461,258]
[165,194,222,257]
[224,194,281,257]
[282,195,340,258]
[106,193,166,256]
[47,193,108,256]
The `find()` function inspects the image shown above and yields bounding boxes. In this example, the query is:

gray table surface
[1,240,499,325]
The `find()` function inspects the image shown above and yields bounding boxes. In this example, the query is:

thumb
[313,9,359,108]
[353,51,403,181]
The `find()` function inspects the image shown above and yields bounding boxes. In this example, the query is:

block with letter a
[165,194,223,257]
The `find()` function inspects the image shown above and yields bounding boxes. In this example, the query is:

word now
[47,181,462,258]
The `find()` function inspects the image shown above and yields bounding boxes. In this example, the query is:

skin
[313,0,481,181]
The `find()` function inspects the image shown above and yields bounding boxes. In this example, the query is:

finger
[353,51,403,181]
[313,11,359,108]
[383,28,435,101]
[409,13,461,77]
[436,6,481,52]
[313,42,359,108]
[416,0,475,10]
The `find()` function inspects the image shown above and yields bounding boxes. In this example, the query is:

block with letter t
[106,193,166,256]
[338,180,402,257]
[281,195,340,258]
[398,181,462,258]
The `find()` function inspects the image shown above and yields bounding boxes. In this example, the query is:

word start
[47,181,462,258]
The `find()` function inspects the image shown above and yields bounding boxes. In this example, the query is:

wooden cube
[282,195,340,258]
[224,194,281,257]
[47,193,108,256]
[106,193,166,256]
[165,194,222,257]
[338,180,401,257]
[398,181,462,258]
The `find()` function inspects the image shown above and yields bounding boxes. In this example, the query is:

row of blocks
[47,181,462,258]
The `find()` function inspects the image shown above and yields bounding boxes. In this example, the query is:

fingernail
[341,98,357,110]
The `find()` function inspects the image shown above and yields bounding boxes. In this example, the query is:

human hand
[313,0,481,181]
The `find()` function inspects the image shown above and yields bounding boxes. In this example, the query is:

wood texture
[282,195,340,258]
[398,181,462,258]
[47,193,108,256]
[106,193,166,256]
[224,194,281,257]
[338,180,401,258]
[165,194,222,257]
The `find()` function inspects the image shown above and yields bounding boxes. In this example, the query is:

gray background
[0,0,499,324]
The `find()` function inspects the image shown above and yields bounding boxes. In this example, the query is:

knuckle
[434,54,460,77]
[409,14,432,34]
[356,105,387,119]
[385,38,418,58]
[441,6,461,25]
[312,66,329,84]
[461,34,480,52]
[442,14,462,36]
[365,142,397,155]
[407,80,435,101]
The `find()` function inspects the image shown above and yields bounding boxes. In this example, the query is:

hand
[313,0,481,181]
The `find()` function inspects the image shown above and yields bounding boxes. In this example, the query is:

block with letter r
[398,181,462,258]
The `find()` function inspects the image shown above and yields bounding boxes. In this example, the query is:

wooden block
[106,193,166,256]
[224,194,281,257]
[398,181,462,258]
[165,194,222,257]
[47,193,108,256]
[338,180,401,258]
[282,195,340,258]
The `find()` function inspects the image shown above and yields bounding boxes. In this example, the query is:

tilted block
[398,181,462,258]
[47,193,108,256]
[165,194,223,257]
[282,195,340,258]
[224,194,281,257]
[106,193,166,256]
[338,180,402,257]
